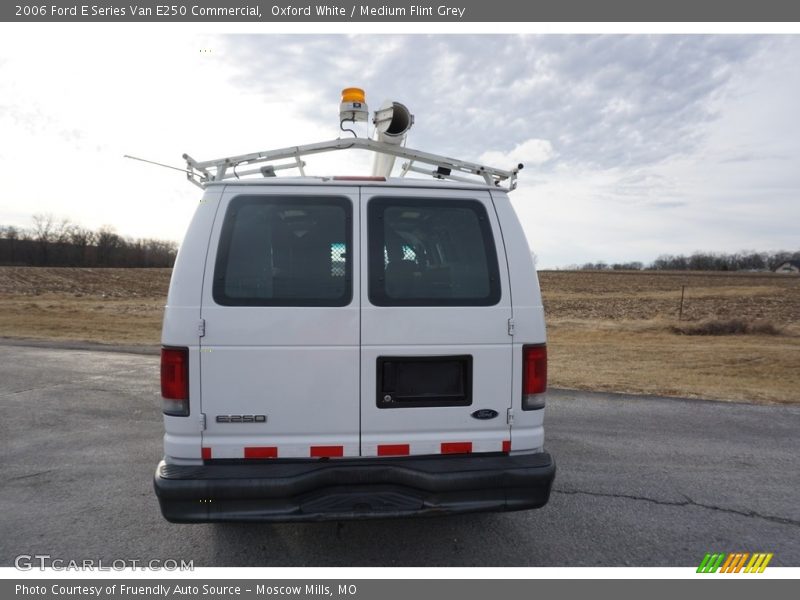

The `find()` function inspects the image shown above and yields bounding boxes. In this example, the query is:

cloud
[1,33,797,268]
[479,138,555,169]
[221,35,765,172]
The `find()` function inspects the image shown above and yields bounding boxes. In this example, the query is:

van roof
[182,137,521,192]
[206,176,502,192]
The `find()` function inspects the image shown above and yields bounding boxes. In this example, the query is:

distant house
[774,260,800,274]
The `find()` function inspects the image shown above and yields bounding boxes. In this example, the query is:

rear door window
[213,195,352,306]
[367,197,501,306]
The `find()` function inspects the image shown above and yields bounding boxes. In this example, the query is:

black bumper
[154,452,555,522]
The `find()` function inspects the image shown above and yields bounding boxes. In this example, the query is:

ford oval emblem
[471,409,499,420]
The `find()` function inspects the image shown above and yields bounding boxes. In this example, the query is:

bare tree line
[0,214,178,267]
[3,215,798,272]
[568,250,800,272]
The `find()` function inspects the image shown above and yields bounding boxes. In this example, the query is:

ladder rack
[183,137,522,191]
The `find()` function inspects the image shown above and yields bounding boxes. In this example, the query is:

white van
[153,91,555,522]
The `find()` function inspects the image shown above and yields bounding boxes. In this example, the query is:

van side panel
[490,191,546,453]
[161,187,224,464]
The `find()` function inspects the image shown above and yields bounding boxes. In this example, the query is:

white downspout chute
[371,101,414,177]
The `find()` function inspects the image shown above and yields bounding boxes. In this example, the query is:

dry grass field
[540,270,800,403]
[0,267,798,403]
[0,268,171,345]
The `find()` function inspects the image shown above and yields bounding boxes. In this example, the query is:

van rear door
[359,188,513,457]
[198,186,359,459]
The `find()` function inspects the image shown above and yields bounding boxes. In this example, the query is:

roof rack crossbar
[183,138,521,191]
[401,163,495,186]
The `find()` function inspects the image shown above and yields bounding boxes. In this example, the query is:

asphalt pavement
[1,342,798,567]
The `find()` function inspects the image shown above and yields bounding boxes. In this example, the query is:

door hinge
[197,318,206,337]
[199,413,207,431]
[507,318,515,336]
[507,408,514,425]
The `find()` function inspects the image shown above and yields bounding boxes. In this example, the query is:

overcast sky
[0,32,797,268]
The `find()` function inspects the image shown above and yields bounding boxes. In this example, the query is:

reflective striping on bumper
[310,445,344,458]
[201,439,513,460]
[441,442,473,454]
[377,444,410,456]
[244,446,278,459]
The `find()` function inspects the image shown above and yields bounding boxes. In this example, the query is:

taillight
[522,344,547,410]
[161,347,189,416]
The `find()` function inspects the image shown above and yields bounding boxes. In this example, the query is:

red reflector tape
[441,442,472,455]
[378,444,410,456]
[502,440,511,453]
[244,446,278,459]
[201,447,211,460]
[310,445,344,458]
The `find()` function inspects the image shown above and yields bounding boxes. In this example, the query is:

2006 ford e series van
[153,89,555,522]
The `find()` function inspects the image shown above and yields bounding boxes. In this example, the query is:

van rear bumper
[154,452,555,522]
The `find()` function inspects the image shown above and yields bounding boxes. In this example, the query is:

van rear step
[154,453,555,522]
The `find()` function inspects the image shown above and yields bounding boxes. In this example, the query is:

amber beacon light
[340,87,369,123]
[341,87,366,103]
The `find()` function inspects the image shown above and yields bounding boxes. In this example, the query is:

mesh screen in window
[368,197,501,306]
[213,195,352,306]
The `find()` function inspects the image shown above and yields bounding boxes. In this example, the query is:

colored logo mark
[697,552,773,573]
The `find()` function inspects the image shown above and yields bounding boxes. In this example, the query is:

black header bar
[5,0,800,22]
